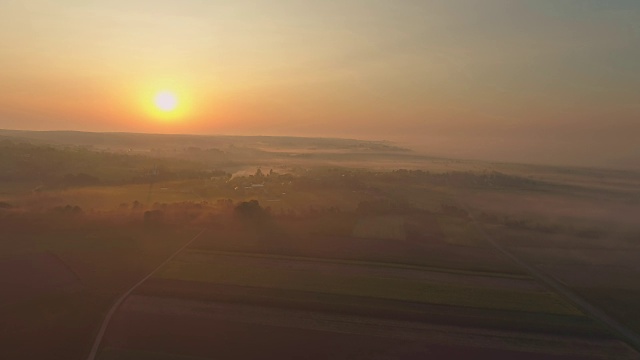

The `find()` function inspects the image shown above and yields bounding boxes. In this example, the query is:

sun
[154,91,178,112]
[137,85,192,123]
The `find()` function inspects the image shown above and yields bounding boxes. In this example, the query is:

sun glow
[133,81,195,125]
[154,91,178,112]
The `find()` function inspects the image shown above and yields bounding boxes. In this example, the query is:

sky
[1,0,639,167]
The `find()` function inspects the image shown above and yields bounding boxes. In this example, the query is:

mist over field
[1,129,639,359]
[2,0,640,359]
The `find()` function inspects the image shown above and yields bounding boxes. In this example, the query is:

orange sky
[1,1,639,167]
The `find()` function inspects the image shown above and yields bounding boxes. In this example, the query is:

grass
[155,252,581,316]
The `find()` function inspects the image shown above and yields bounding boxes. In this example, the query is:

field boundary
[86,229,207,360]
[184,248,531,279]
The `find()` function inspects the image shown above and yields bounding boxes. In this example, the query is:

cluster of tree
[234,200,270,220]
[140,199,282,228]
[0,141,210,187]
[143,209,165,225]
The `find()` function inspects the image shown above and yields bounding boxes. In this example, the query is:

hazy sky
[1,0,639,166]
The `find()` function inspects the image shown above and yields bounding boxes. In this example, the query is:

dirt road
[85,229,206,360]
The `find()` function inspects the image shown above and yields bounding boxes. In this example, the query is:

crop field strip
[189,232,527,275]
[176,250,542,293]
[130,297,604,351]
[153,250,582,316]
[100,295,639,360]
[136,278,607,337]
[181,249,532,279]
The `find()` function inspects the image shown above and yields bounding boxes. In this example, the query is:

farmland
[0,219,200,359]
[97,238,636,359]
[100,295,633,360]
[154,250,577,315]
[0,131,639,359]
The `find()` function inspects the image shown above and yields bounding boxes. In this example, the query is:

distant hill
[0,129,411,154]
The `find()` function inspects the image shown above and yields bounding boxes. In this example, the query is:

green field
[155,251,581,316]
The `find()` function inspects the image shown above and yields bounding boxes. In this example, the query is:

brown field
[135,279,606,336]
[0,291,112,360]
[99,295,638,360]
[0,252,81,306]
[0,222,200,360]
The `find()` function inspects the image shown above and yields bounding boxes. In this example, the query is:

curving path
[85,229,206,360]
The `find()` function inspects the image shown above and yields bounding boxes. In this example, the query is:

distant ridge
[0,129,411,153]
